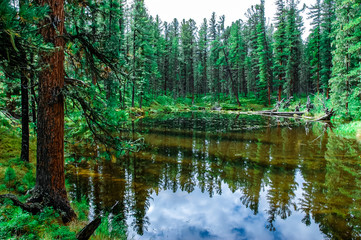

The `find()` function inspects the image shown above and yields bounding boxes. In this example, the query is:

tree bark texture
[33,0,76,223]
[21,71,29,162]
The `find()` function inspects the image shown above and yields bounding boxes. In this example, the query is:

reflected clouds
[134,181,322,240]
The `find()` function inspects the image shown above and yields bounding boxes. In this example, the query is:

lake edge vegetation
[0,0,360,238]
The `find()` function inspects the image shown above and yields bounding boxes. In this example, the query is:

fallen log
[76,201,119,240]
[315,108,334,121]
[76,215,102,240]
[254,111,305,116]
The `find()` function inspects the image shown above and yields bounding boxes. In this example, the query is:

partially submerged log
[76,215,102,240]
[76,201,119,240]
[249,109,334,121]
[315,108,335,121]
[254,111,305,117]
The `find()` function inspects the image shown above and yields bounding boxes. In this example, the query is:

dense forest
[1,0,361,117]
[0,0,361,238]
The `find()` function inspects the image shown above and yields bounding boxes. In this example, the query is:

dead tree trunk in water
[29,0,76,223]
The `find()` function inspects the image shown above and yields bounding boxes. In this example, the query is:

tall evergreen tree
[320,0,335,98]
[308,0,322,93]
[197,18,209,95]
[209,12,220,97]
[32,0,76,223]
[256,0,272,105]
[330,0,361,116]
[284,0,303,97]
[273,0,288,101]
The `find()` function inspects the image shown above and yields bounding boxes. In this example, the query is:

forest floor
[0,126,127,239]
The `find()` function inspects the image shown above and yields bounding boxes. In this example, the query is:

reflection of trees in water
[67,114,361,238]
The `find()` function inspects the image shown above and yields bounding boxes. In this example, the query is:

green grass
[0,124,128,239]
[333,121,361,140]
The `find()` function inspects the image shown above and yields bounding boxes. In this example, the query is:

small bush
[4,167,16,189]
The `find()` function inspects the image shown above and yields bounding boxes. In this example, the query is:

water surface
[67,112,361,239]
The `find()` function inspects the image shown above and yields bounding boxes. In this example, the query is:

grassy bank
[0,124,127,239]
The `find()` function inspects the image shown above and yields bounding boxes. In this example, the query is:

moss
[0,127,37,195]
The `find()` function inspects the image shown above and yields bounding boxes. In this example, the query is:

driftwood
[315,108,335,121]
[306,96,314,112]
[0,194,42,215]
[76,215,102,240]
[76,201,119,240]
[251,109,334,121]
[283,96,293,109]
[254,111,305,117]
[274,98,285,111]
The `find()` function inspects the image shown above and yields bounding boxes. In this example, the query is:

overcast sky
[143,0,316,38]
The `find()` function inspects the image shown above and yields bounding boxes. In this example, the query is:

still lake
[67,112,361,239]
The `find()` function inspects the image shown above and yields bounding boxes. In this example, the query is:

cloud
[127,180,323,239]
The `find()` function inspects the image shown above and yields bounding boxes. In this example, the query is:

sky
[127,178,323,239]
[143,0,316,38]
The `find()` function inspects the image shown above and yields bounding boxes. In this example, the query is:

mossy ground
[0,125,127,239]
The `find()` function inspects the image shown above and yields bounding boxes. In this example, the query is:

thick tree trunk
[32,0,76,223]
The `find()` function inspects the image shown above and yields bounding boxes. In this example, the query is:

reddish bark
[32,0,76,223]
[278,85,282,102]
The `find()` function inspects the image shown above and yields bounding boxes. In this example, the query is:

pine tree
[209,12,220,97]
[32,0,77,223]
[273,0,288,101]
[284,0,303,97]
[307,0,322,93]
[169,18,180,98]
[245,5,260,94]
[197,18,209,95]
[320,0,335,99]
[180,19,196,102]
[330,0,361,117]
[256,0,272,105]
[229,21,247,98]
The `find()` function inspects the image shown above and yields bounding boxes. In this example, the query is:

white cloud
[143,0,315,38]
[127,180,323,239]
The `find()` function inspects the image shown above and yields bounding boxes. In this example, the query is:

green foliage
[4,167,16,189]
[22,170,35,191]
[0,205,76,240]
[73,196,89,221]
[333,121,361,139]
[94,213,127,240]
[330,0,361,119]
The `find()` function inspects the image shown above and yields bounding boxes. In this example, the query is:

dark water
[67,112,361,240]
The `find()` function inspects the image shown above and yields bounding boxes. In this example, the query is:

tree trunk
[31,0,76,223]
[20,70,29,162]
[278,82,282,102]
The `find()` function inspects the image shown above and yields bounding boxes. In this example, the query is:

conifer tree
[307,0,322,93]
[209,12,220,97]
[320,0,335,98]
[169,18,180,98]
[273,0,288,101]
[284,0,303,97]
[197,18,209,95]
[330,0,361,116]
[256,0,272,105]
[229,21,247,98]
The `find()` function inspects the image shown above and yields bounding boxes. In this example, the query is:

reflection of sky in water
[128,172,323,240]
